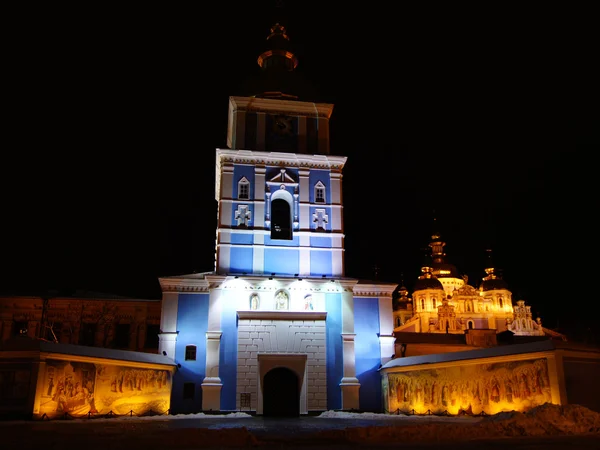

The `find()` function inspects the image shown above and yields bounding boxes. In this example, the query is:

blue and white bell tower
[215,96,346,278]
[158,22,397,417]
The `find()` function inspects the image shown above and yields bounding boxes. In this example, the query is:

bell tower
[214,23,346,278]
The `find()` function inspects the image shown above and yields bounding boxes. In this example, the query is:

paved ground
[2,415,599,449]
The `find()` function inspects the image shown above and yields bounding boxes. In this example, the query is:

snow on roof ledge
[380,340,566,371]
[1,336,176,367]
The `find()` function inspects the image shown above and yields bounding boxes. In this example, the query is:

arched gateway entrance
[263,367,299,417]
[258,354,307,416]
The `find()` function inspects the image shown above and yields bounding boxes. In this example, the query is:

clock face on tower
[268,114,297,152]
[273,115,293,136]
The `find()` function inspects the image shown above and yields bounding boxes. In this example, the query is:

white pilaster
[159,292,179,360]
[340,288,359,410]
[299,169,310,229]
[378,296,395,365]
[202,289,223,411]
[254,166,266,228]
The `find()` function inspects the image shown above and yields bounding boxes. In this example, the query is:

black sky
[3,2,597,336]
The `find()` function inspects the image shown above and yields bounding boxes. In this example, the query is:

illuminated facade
[0,337,175,419]
[158,24,397,415]
[380,340,600,415]
[0,292,161,352]
[393,233,545,337]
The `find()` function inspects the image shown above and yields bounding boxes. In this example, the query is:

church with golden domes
[393,231,546,338]
[2,15,599,421]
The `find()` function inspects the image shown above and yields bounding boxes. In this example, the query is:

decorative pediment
[268,169,297,184]
[456,285,478,296]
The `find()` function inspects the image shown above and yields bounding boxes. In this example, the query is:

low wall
[35,359,173,418]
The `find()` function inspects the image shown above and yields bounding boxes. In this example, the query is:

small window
[145,324,160,349]
[115,323,130,348]
[499,298,503,308]
[80,323,97,347]
[468,321,474,329]
[314,181,326,203]
[12,321,28,336]
[238,177,250,199]
[420,299,425,310]
[185,345,197,361]
[432,299,436,309]
[183,382,195,399]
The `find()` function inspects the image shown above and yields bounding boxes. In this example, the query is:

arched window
[314,181,326,203]
[499,298,503,308]
[468,321,474,330]
[421,299,425,310]
[432,299,436,309]
[271,198,292,240]
[238,177,250,199]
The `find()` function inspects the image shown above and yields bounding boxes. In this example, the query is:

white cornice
[216,149,347,171]
[158,275,213,293]
[229,96,334,119]
[353,282,398,298]
[237,310,327,321]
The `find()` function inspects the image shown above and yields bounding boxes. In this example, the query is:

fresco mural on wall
[384,358,553,415]
[38,360,172,417]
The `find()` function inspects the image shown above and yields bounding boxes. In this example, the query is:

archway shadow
[263,367,299,417]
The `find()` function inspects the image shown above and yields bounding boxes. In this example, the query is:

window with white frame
[314,181,326,203]
[238,177,250,200]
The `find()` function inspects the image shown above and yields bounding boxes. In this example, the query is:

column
[202,289,223,411]
[340,287,360,410]
[158,292,179,360]
[378,296,396,365]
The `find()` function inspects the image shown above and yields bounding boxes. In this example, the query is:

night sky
[3,3,596,338]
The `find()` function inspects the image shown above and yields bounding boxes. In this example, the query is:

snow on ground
[316,404,600,444]
[3,403,599,448]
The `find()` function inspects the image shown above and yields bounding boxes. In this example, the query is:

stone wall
[236,318,327,411]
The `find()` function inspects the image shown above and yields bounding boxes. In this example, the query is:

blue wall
[220,297,238,411]
[264,248,299,275]
[326,293,342,410]
[231,233,253,245]
[310,250,332,277]
[229,247,254,273]
[309,235,332,248]
[354,297,382,412]
[173,293,209,414]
